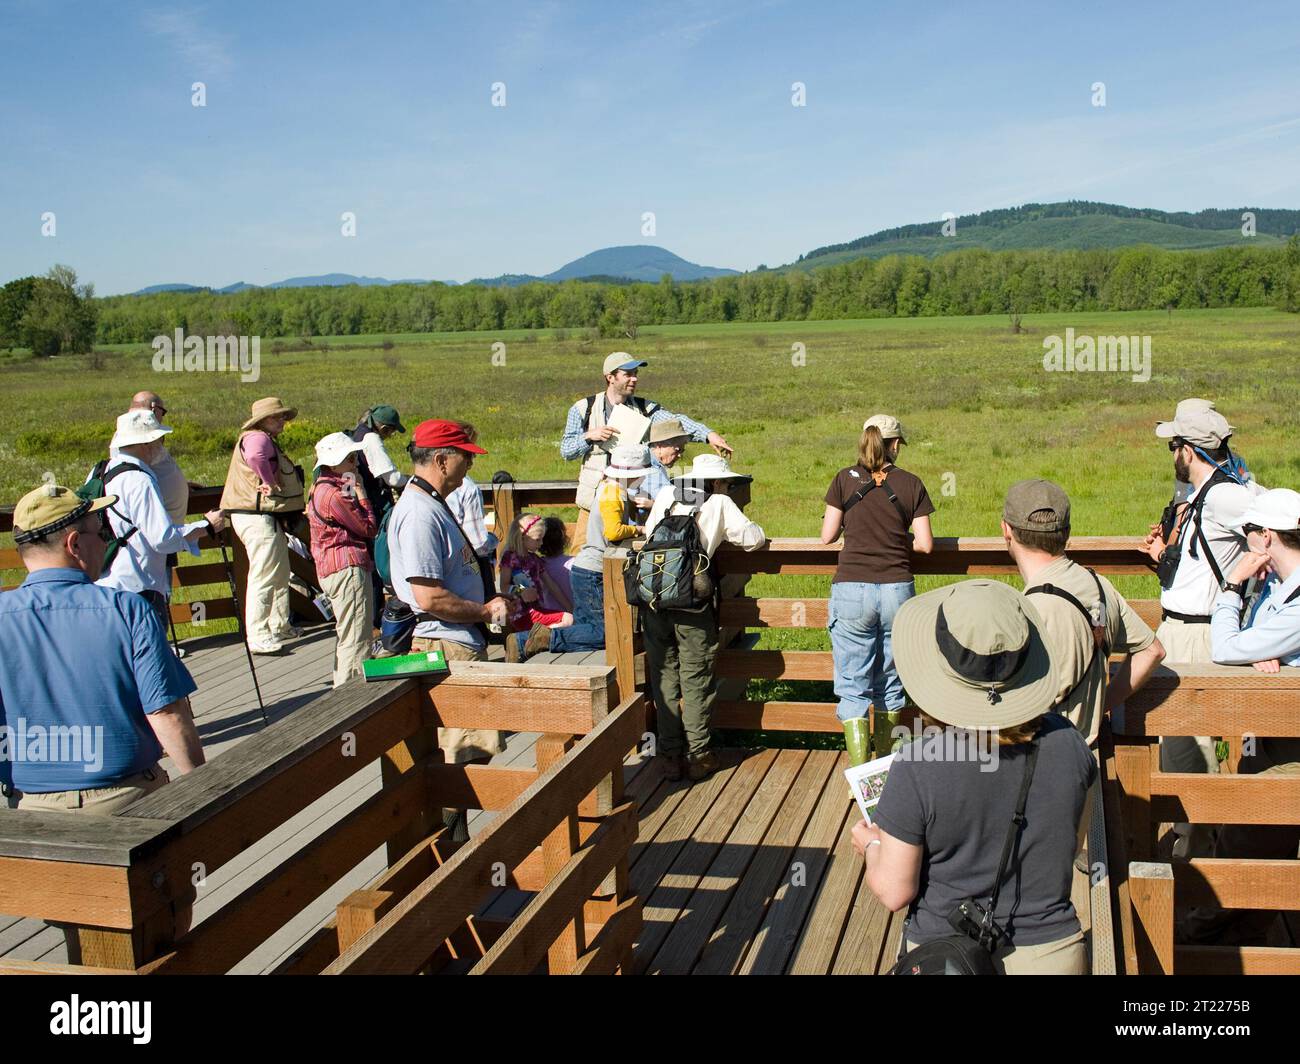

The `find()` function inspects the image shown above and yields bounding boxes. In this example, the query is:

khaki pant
[1154,617,1219,858]
[643,607,718,758]
[410,637,505,763]
[231,512,292,644]
[906,929,1087,975]
[569,507,590,552]
[321,565,374,688]
[18,764,169,814]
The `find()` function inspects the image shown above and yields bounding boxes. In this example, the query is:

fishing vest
[220,430,305,514]
[575,394,658,510]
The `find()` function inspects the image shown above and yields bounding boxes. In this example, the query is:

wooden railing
[0,663,643,975]
[1110,667,1300,975]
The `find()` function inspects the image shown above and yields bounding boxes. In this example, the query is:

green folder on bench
[362,650,449,681]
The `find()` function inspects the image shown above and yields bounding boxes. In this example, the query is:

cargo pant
[643,606,719,759]
[230,512,293,644]
[320,565,374,688]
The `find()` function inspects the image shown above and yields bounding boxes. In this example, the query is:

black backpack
[624,511,712,612]
[77,459,147,571]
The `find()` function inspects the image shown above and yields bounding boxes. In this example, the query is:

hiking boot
[274,625,305,640]
[658,754,684,782]
[504,630,525,663]
[523,622,552,659]
[687,750,721,782]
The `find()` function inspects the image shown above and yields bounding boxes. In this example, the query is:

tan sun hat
[242,397,298,432]
[892,580,1059,730]
[863,413,907,443]
[649,418,689,445]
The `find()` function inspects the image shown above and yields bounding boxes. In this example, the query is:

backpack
[841,467,910,528]
[624,511,712,612]
[77,459,148,571]
[1025,567,1110,707]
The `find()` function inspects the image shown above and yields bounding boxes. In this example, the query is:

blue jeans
[548,566,605,653]
[828,580,915,721]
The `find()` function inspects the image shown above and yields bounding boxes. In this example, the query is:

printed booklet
[844,752,896,824]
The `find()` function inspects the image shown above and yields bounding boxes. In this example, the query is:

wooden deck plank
[0,917,50,955]
[787,799,865,974]
[4,924,64,962]
[830,852,895,975]
[739,753,853,975]
[629,749,778,974]
[646,749,807,975]
[694,749,840,975]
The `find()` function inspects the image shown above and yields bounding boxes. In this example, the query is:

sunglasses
[1167,439,1186,452]
[1241,523,1264,536]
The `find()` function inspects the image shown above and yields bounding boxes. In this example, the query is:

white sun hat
[314,431,366,470]
[1234,488,1300,533]
[110,409,172,449]
[604,443,652,479]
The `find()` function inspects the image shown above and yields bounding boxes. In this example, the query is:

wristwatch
[1220,580,1246,596]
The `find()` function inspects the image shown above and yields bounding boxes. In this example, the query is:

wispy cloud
[141,6,233,75]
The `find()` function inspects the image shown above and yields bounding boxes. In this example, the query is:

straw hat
[892,580,1059,730]
[242,397,298,431]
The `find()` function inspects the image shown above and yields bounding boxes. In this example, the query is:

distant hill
[129,274,443,296]
[469,245,739,286]
[785,201,1300,270]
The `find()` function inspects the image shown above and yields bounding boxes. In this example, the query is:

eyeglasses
[1242,524,1264,536]
[151,403,167,418]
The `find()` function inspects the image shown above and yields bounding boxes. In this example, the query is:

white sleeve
[362,433,401,484]
[718,495,765,551]
[645,486,673,538]
[1208,483,1255,532]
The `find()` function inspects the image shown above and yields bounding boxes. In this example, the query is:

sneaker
[687,750,721,782]
[274,626,305,640]
[248,639,286,655]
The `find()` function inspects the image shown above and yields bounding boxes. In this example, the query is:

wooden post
[491,482,518,565]
[536,734,585,973]
[380,714,439,867]
[1129,862,1175,974]
[1113,737,1156,861]
[603,550,637,705]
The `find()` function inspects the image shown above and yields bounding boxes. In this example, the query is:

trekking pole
[216,527,268,725]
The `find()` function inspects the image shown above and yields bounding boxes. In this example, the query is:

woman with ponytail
[821,415,935,766]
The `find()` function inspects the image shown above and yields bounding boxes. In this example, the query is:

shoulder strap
[983,739,1039,944]
[583,394,597,428]
[1025,570,1110,704]
[308,481,342,528]
[1186,472,1231,583]
[1285,585,1300,606]
[841,468,910,528]
[410,475,473,555]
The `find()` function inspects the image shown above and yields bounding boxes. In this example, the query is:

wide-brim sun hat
[314,431,365,470]
[242,397,298,432]
[892,580,1059,730]
[110,409,172,449]
[670,453,752,482]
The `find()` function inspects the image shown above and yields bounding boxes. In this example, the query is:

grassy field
[3,307,1298,664]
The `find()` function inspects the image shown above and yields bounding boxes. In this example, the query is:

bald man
[130,392,191,524]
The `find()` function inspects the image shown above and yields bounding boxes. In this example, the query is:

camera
[947,898,1006,949]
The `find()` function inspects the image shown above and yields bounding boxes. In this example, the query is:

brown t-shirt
[825,465,934,585]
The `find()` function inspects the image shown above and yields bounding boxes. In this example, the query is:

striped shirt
[308,472,378,580]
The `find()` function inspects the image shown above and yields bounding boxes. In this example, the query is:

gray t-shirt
[872,713,1096,947]
[387,486,485,650]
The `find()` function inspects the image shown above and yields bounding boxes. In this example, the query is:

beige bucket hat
[242,397,298,432]
[892,580,1059,730]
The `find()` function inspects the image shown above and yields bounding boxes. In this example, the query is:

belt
[1162,609,1211,624]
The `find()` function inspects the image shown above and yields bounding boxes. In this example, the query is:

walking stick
[216,527,268,725]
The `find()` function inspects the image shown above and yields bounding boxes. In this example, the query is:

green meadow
[3,307,1298,662]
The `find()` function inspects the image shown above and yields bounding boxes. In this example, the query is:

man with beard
[1144,404,1263,856]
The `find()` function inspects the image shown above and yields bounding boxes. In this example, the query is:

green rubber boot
[842,717,871,768]
[873,710,903,758]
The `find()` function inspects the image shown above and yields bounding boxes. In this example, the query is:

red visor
[411,419,488,454]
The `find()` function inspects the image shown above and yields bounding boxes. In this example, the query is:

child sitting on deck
[500,513,574,662]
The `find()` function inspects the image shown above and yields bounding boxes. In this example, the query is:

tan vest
[220,431,305,514]
[575,395,655,510]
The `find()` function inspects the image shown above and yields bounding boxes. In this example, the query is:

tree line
[4,241,1299,354]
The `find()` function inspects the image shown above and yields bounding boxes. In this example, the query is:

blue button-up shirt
[560,396,712,461]
[93,451,206,597]
[0,568,196,791]
[1212,568,1300,667]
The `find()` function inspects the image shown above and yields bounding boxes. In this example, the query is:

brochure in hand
[844,752,896,825]
[362,649,449,681]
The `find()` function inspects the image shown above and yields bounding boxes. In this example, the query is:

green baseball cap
[1003,479,1071,532]
[368,405,406,433]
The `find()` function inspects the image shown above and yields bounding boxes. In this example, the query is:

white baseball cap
[1235,488,1300,533]
[110,409,172,449]
[314,431,365,469]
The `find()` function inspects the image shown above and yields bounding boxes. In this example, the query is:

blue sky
[2,0,1299,295]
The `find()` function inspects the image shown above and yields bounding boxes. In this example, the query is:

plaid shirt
[560,396,712,461]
